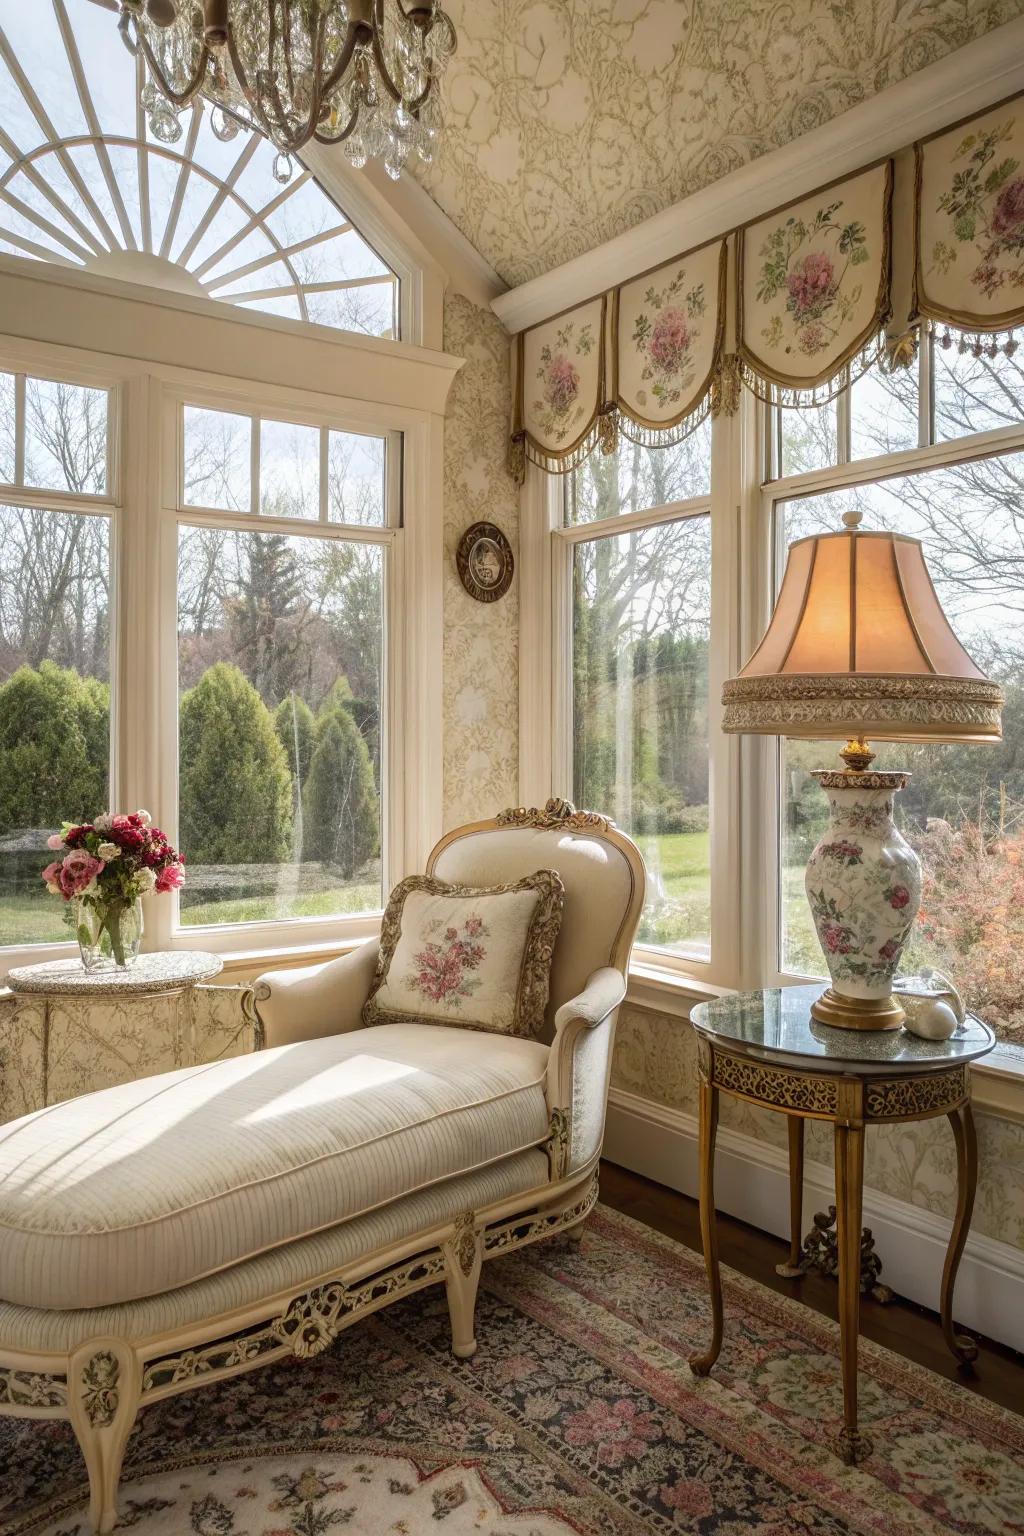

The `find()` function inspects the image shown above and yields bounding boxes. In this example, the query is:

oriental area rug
[1,1205,1021,1536]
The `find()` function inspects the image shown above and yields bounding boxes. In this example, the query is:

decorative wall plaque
[456,521,514,603]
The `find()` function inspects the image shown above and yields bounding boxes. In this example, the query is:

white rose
[98,842,120,860]
[93,812,113,833]
[136,868,157,895]
[137,809,152,826]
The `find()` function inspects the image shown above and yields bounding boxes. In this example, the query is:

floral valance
[914,93,1024,347]
[508,92,1024,476]
[509,241,727,480]
[735,162,893,405]
[611,239,727,448]
[510,297,608,479]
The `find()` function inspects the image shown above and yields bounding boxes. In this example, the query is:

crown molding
[493,16,1024,335]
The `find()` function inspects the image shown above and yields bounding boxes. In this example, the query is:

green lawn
[634,830,711,953]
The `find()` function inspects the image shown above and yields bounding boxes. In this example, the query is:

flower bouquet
[42,811,185,970]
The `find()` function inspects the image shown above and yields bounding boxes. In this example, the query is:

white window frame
[0,248,454,971]
[524,329,1024,1021]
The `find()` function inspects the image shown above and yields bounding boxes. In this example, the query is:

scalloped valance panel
[914,94,1024,346]
[508,90,1023,476]
[735,162,893,406]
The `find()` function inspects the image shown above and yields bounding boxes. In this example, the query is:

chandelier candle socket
[116,0,456,180]
[722,510,1003,1031]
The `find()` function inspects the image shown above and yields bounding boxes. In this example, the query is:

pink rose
[544,353,580,415]
[56,850,104,900]
[786,250,837,319]
[878,938,901,962]
[46,834,64,850]
[154,863,184,894]
[41,861,62,888]
[888,884,910,909]
[648,306,691,374]
[991,176,1024,246]
[822,920,851,955]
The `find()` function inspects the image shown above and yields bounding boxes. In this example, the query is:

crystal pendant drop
[272,152,293,184]
[210,104,240,141]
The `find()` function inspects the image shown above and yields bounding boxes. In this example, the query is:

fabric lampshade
[721,513,1003,744]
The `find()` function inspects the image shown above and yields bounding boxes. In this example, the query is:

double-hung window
[765,327,1024,1040]
[173,396,398,939]
[0,365,114,949]
[560,421,714,963]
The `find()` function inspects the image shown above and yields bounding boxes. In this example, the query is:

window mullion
[13,373,25,487]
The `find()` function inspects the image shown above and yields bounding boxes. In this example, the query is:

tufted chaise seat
[0,802,644,1534]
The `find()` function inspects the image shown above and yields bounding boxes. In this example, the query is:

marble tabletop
[690,984,995,1075]
[4,951,223,995]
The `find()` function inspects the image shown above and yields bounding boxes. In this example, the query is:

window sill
[627,961,733,1018]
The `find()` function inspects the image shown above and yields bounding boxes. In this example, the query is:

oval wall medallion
[456,521,514,603]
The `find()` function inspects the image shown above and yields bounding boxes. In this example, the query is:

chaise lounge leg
[442,1214,483,1359]
[68,1338,140,1535]
[564,1219,587,1244]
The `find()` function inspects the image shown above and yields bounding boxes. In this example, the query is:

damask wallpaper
[612,1004,1024,1253]
[414,0,1024,286]
[441,292,520,828]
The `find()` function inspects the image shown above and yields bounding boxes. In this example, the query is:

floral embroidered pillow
[362,871,565,1040]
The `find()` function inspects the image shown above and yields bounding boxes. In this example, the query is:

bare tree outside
[780,342,1024,1040]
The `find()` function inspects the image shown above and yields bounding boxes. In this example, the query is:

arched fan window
[0,0,399,337]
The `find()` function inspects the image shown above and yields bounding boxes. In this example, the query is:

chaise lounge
[0,800,644,1534]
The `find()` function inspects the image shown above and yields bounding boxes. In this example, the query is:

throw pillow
[362,870,564,1039]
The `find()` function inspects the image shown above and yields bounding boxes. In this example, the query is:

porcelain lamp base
[805,766,922,1033]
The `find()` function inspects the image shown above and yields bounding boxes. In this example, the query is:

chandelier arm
[368,28,404,107]
[135,28,210,111]
[317,23,365,100]
[313,100,361,146]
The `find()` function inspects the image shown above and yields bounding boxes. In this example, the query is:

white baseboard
[604,1087,1024,1355]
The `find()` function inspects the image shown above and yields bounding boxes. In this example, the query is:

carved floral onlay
[496,797,613,833]
[139,1175,599,1397]
[712,1051,840,1115]
[449,1213,479,1277]
[797,1205,894,1304]
[866,1067,967,1119]
[547,1105,571,1181]
[81,1351,119,1428]
[0,1367,67,1410]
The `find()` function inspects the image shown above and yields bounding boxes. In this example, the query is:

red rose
[889,885,910,909]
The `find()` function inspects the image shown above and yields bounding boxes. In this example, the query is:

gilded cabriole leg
[442,1214,483,1360]
[940,1100,980,1366]
[833,1121,871,1465]
[67,1338,140,1535]
[689,1077,723,1377]
[776,1114,805,1278]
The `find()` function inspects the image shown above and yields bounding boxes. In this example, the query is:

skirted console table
[1,953,261,1119]
[688,984,995,1465]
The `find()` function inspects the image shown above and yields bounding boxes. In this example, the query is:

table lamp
[722,510,1003,1031]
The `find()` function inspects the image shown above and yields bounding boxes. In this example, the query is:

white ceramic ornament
[901,998,958,1041]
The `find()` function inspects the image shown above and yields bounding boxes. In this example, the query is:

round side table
[688,983,995,1465]
[5,953,229,1106]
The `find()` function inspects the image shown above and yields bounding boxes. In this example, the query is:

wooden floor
[599,1160,1024,1416]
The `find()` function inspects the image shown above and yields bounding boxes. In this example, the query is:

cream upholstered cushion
[364,871,563,1039]
[431,826,637,1036]
[0,1025,549,1311]
[0,1150,550,1354]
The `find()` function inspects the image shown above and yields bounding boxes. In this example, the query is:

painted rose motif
[806,780,921,995]
[786,250,838,320]
[930,120,1024,300]
[991,175,1024,248]
[543,353,579,416]
[531,319,594,443]
[410,914,488,1007]
[631,267,706,408]
[562,1397,659,1468]
[756,197,869,359]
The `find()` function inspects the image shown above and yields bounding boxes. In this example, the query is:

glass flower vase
[75,897,143,972]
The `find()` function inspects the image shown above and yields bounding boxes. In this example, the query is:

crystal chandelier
[117,0,456,181]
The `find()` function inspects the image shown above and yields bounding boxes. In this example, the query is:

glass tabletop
[690,984,995,1072]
